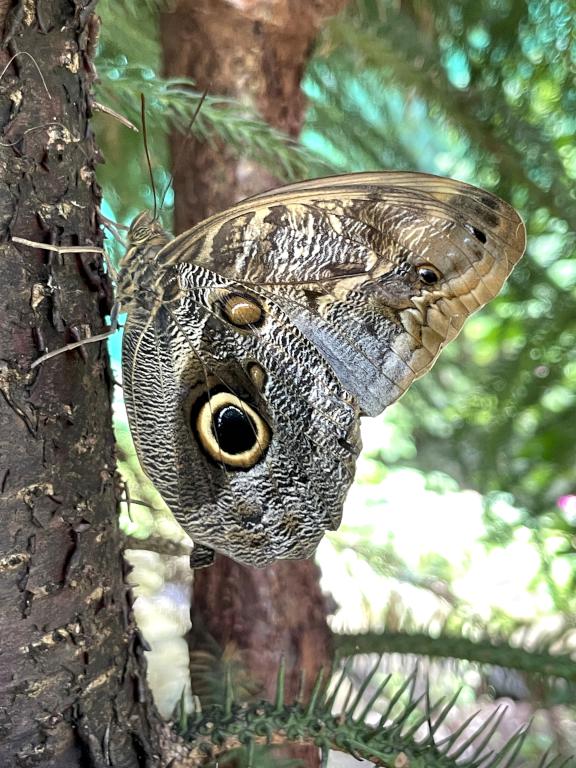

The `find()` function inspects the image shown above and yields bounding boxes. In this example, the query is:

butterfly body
[119,173,525,567]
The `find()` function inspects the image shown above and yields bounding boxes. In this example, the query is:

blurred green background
[96,0,576,760]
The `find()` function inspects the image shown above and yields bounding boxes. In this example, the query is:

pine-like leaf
[176,672,575,767]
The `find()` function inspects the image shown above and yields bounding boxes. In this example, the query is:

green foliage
[305,14,576,735]
[95,0,316,227]
[174,662,574,768]
[313,0,575,750]
[334,631,576,690]
[308,0,576,561]
[97,0,576,763]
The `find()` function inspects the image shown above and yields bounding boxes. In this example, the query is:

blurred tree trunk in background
[160,1,348,764]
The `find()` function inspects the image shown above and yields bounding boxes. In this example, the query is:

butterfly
[112,171,525,568]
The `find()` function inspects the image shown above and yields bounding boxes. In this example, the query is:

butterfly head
[117,212,173,306]
[127,211,166,247]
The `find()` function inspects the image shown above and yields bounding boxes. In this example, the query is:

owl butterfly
[113,172,525,568]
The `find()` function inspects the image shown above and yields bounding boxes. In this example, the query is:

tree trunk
[160,1,347,764]
[0,2,157,764]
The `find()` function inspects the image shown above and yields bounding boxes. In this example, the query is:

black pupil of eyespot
[419,268,438,284]
[212,405,257,454]
[471,226,487,243]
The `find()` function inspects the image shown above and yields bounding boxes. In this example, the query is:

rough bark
[160,1,348,765]
[0,2,155,765]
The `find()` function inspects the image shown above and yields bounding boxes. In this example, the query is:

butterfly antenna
[140,93,158,220]
[158,84,210,213]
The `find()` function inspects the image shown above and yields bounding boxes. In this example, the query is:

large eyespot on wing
[193,390,271,469]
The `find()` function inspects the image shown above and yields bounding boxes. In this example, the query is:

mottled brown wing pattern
[148,173,525,415]
[122,264,360,567]
[120,172,525,567]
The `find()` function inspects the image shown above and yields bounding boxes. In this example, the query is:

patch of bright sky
[107,316,124,372]
[467,25,491,50]
[441,47,471,89]
[100,196,125,371]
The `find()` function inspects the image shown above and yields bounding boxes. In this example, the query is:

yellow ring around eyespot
[222,294,263,327]
[196,392,270,468]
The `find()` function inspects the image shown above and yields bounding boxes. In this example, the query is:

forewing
[153,172,525,415]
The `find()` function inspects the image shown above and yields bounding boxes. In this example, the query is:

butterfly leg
[11,235,121,369]
[29,300,120,369]
[189,545,215,569]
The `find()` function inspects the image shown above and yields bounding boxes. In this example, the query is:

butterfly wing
[122,172,525,566]
[122,267,360,567]
[154,172,526,415]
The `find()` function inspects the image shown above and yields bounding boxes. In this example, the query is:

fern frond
[374,669,418,729]
[305,668,325,716]
[346,655,384,719]
[420,688,462,744]
[438,706,506,759]
[324,655,354,713]
[320,8,574,227]
[274,656,286,712]
[355,669,393,723]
